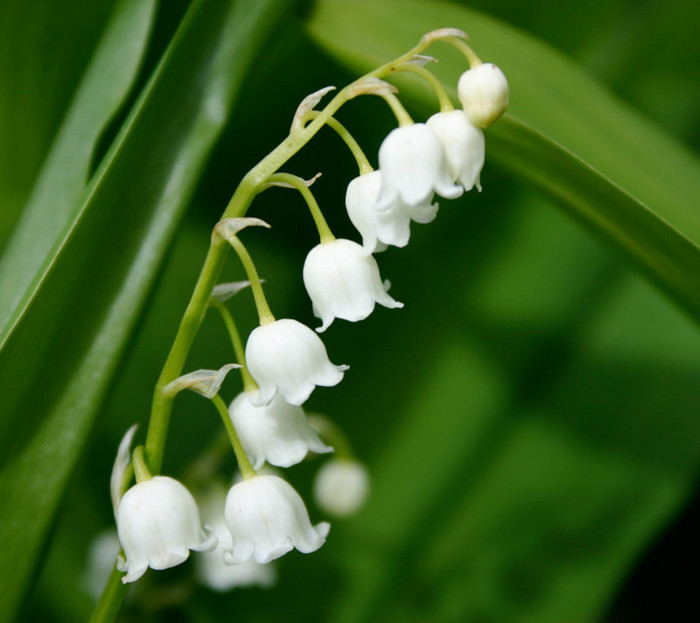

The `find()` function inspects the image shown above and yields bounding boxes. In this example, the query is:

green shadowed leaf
[0,0,156,341]
[306,0,700,320]
[0,0,287,619]
[304,3,700,622]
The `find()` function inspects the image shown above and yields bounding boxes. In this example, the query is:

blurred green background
[1,0,699,621]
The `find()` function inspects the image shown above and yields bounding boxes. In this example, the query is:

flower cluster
[110,29,508,594]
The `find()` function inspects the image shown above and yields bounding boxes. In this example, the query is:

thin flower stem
[444,36,482,67]
[209,298,257,392]
[228,236,276,324]
[211,393,256,479]
[88,566,126,623]
[302,112,374,175]
[131,446,152,483]
[394,63,454,112]
[381,93,414,126]
[266,173,335,243]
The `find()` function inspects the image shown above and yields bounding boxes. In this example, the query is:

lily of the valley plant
[99,27,509,621]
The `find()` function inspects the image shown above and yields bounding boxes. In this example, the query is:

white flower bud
[314,459,369,517]
[224,474,330,564]
[426,110,485,192]
[245,318,348,406]
[229,389,332,469]
[303,238,403,332]
[375,123,462,211]
[457,63,509,128]
[116,476,217,583]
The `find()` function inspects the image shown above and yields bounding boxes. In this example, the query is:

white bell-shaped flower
[313,459,370,517]
[346,171,439,253]
[457,63,509,128]
[245,318,348,406]
[426,110,485,192]
[116,476,217,583]
[224,474,330,564]
[229,389,332,469]
[375,123,462,211]
[195,485,276,592]
[303,238,403,332]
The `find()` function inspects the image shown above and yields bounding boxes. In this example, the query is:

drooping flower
[375,123,462,211]
[303,238,403,332]
[195,484,276,592]
[426,110,485,192]
[346,171,438,253]
[224,474,330,564]
[313,458,370,517]
[229,389,332,469]
[457,63,509,128]
[116,476,217,583]
[245,318,348,406]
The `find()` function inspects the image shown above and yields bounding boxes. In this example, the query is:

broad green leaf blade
[0,0,156,342]
[306,0,700,320]
[0,0,287,619]
[488,116,700,319]
[0,0,118,243]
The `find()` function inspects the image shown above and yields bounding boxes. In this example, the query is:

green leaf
[0,0,156,341]
[303,2,700,621]
[0,0,287,619]
[306,0,700,320]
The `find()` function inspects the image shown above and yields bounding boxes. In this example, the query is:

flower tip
[316,521,331,539]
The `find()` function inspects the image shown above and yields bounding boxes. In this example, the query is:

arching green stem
[382,92,414,126]
[303,112,373,175]
[394,62,454,112]
[444,36,482,67]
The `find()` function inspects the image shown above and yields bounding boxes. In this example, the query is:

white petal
[427,111,484,192]
[246,319,347,406]
[117,476,216,583]
[303,239,402,332]
[224,475,329,564]
[345,171,382,253]
[229,390,332,470]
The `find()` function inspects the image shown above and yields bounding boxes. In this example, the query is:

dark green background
[1,1,698,621]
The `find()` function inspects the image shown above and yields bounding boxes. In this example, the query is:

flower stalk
[266,173,335,244]
[211,393,257,480]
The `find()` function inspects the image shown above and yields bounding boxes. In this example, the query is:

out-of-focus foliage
[0,0,698,622]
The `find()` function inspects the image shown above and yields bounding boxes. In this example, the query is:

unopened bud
[458,63,509,127]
